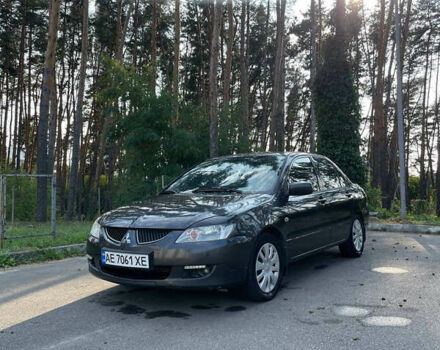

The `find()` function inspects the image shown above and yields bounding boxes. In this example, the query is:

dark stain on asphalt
[100,300,124,307]
[191,305,213,310]
[145,310,191,319]
[225,306,246,312]
[118,304,146,315]
[314,264,328,270]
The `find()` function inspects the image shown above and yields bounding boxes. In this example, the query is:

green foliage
[95,60,209,206]
[365,183,382,211]
[410,199,431,216]
[407,176,420,201]
[3,176,38,221]
[315,21,365,185]
[0,254,17,268]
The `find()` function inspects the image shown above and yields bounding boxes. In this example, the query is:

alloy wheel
[255,243,280,293]
[352,219,364,252]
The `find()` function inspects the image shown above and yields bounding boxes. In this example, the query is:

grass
[374,210,440,226]
[0,220,92,254]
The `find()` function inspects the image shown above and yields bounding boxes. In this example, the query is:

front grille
[137,229,171,244]
[105,227,128,242]
[101,264,171,280]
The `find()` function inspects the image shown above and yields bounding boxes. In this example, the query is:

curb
[368,222,440,234]
[0,243,86,266]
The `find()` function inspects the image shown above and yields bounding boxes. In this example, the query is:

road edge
[0,243,86,268]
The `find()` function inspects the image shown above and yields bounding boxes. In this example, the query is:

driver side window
[288,157,320,192]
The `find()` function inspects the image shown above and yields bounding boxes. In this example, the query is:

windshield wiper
[193,188,243,194]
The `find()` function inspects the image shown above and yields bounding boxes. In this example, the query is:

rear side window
[314,157,346,190]
[288,157,320,192]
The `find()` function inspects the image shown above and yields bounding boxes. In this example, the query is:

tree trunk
[371,0,393,196]
[172,0,181,122]
[67,0,89,220]
[24,20,33,172]
[420,30,432,200]
[223,0,233,110]
[261,0,271,150]
[114,0,123,60]
[36,0,61,222]
[434,51,440,215]
[15,0,27,170]
[310,0,317,152]
[150,0,158,93]
[2,72,9,167]
[317,0,322,61]
[208,0,222,158]
[239,0,249,152]
[116,0,134,61]
[269,0,286,152]
[47,62,58,175]
[132,0,139,66]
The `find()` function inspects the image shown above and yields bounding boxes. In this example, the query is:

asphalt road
[1,230,439,350]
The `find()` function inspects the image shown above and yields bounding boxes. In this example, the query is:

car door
[313,156,353,243]
[283,156,330,258]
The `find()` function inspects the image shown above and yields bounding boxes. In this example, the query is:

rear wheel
[339,217,365,258]
[244,233,284,301]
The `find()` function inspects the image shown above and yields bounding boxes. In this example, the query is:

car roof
[210,152,321,160]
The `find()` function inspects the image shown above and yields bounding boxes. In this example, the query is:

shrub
[410,199,431,215]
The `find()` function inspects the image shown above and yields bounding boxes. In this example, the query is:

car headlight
[176,224,235,243]
[89,219,101,239]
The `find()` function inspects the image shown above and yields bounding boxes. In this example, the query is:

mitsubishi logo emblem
[122,233,131,244]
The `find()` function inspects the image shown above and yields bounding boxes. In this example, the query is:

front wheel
[244,234,284,301]
[339,217,365,258]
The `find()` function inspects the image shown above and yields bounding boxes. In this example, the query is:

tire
[244,233,285,302]
[339,216,365,258]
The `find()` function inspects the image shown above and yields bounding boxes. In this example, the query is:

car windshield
[167,154,286,194]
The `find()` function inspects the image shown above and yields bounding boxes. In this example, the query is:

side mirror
[289,182,313,196]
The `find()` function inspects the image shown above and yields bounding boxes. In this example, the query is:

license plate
[101,250,150,269]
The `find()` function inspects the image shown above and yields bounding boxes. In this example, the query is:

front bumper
[87,230,252,289]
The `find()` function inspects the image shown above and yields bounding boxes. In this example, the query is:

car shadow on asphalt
[85,247,350,316]
[1,247,353,341]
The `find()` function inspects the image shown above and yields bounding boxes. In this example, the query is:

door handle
[318,196,326,204]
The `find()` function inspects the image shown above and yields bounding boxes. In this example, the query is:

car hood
[99,193,272,230]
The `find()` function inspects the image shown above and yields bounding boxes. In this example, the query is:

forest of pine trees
[0,0,439,221]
